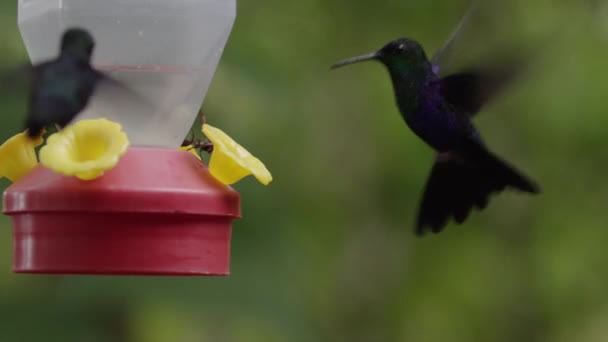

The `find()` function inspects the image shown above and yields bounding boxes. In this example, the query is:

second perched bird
[332,37,540,235]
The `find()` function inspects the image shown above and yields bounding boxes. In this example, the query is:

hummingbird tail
[480,150,540,195]
[416,148,539,235]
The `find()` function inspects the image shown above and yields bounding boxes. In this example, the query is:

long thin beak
[331,52,378,69]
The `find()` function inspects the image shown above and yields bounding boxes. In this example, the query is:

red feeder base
[2,147,241,276]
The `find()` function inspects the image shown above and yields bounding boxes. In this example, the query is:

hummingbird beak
[331,52,379,69]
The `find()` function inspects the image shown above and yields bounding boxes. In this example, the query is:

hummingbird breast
[399,77,481,152]
[36,59,97,108]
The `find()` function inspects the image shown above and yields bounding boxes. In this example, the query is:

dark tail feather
[416,149,539,235]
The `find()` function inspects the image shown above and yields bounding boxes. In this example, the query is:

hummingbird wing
[430,1,479,75]
[431,0,555,115]
[437,61,525,116]
[87,69,157,120]
[0,62,40,91]
[93,70,143,102]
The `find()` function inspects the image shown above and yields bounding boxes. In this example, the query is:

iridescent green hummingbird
[332,10,540,235]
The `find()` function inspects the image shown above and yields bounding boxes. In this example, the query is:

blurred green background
[0,0,607,341]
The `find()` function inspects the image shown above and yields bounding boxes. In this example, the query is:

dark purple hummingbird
[332,12,540,235]
[9,28,146,138]
[23,28,101,137]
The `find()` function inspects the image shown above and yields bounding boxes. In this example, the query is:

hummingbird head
[60,28,95,62]
[332,38,429,71]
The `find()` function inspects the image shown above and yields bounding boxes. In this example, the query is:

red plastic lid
[2,147,241,275]
[3,147,241,217]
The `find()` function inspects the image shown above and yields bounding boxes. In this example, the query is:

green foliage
[0,0,607,341]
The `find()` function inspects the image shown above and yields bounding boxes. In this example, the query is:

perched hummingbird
[332,32,540,234]
[16,28,138,138]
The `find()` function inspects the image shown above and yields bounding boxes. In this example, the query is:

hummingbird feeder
[2,0,243,275]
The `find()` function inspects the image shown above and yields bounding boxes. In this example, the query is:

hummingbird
[14,27,140,138]
[332,23,540,235]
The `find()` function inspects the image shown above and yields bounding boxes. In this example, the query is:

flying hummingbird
[332,11,540,235]
[13,28,142,138]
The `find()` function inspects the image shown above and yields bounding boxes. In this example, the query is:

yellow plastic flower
[179,145,202,160]
[202,124,272,185]
[39,119,129,180]
[0,131,44,182]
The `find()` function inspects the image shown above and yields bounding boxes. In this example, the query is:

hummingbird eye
[397,44,406,52]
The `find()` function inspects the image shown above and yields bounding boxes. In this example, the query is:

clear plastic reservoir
[18,0,236,148]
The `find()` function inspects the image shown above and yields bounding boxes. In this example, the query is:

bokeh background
[0,0,607,341]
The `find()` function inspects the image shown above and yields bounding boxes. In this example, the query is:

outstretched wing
[86,69,157,121]
[438,61,525,116]
[0,62,40,93]
[430,0,548,116]
[93,70,146,103]
[430,1,480,75]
